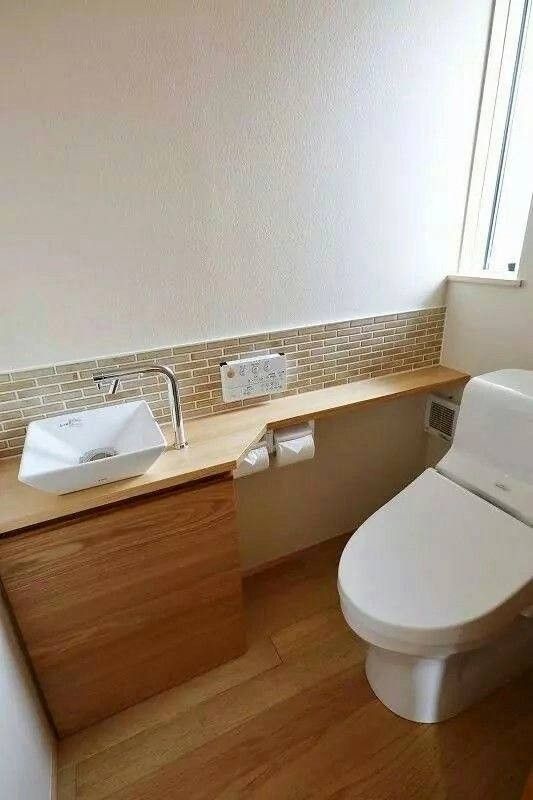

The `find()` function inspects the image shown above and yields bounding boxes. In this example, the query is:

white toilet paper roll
[233,445,270,478]
[275,433,315,467]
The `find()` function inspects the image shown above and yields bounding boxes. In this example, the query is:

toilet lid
[338,469,533,648]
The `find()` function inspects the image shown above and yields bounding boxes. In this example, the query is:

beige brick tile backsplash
[0,307,445,459]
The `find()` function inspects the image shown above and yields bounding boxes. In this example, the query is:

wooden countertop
[0,365,468,534]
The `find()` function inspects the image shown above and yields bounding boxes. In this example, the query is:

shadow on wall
[0,596,54,800]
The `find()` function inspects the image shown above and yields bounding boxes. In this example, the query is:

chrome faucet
[92,364,187,449]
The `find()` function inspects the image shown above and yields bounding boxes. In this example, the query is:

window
[459,0,533,276]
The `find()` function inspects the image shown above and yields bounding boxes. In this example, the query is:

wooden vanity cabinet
[0,474,245,737]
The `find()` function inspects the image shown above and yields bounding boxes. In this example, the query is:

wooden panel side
[0,476,245,736]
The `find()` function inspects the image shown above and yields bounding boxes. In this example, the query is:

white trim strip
[447,274,523,286]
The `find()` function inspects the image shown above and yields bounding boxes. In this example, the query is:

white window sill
[447,273,524,288]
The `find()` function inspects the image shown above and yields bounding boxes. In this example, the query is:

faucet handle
[94,377,120,395]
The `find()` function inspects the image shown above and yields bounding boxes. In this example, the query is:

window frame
[458,0,532,277]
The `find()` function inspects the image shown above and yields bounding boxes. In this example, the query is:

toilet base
[365,615,533,723]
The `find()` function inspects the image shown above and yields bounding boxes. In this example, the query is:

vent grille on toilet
[424,395,459,441]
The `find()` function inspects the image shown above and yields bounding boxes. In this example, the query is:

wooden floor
[58,534,533,800]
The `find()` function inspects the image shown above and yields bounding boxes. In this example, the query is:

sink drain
[79,447,119,464]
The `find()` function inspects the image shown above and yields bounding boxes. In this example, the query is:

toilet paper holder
[233,437,270,479]
[272,420,314,445]
[233,420,315,478]
[273,421,315,468]
[260,420,315,455]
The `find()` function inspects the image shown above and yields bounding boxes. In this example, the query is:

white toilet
[338,369,533,723]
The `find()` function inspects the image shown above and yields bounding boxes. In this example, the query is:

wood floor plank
[307,670,533,800]
[94,668,533,800]
[271,605,360,662]
[59,637,280,768]
[243,534,349,643]
[85,667,377,800]
[75,625,365,800]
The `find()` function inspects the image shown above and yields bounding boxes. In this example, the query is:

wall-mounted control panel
[220,353,287,402]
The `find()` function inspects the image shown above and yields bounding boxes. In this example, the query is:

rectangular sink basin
[19,400,166,494]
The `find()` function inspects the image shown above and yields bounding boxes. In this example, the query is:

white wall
[1,0,491,370]
[0,596,55,800]
[442,203,533,375]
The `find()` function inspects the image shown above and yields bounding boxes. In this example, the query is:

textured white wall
[442,204,533,375]
[0,597,55,800]
[1,1,491,370]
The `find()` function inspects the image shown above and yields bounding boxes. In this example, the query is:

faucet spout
[92,365,187,449]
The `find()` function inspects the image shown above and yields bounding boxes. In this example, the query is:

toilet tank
[437,370,533,526]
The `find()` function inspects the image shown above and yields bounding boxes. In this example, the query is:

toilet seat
[339,469,533,655]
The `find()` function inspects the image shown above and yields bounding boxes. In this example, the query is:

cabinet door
[0,475,245,736]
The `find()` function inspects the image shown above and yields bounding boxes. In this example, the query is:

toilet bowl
[338,370,533,723]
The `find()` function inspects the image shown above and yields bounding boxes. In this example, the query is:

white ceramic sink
[19,400,166,494]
